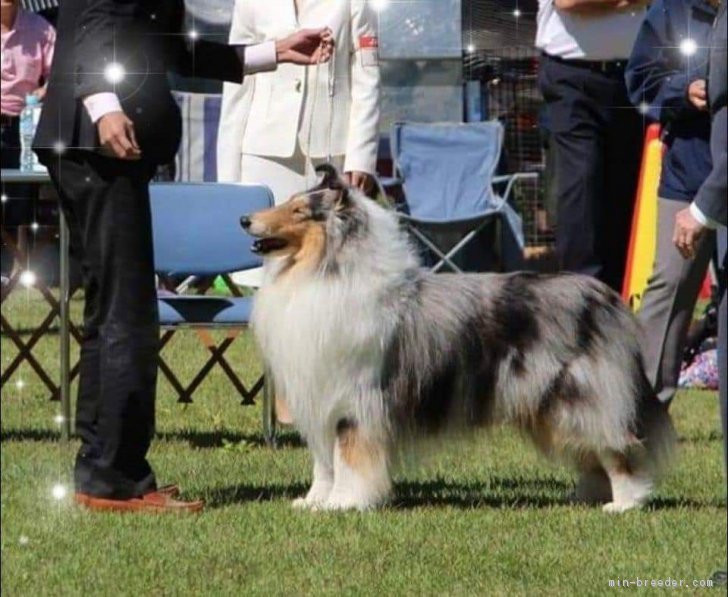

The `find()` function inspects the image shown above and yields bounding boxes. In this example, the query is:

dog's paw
[319,500,370,512]
[292,497,313,510]
[321,492,382,512]
[292,490,333,511]
[602,501,641,514]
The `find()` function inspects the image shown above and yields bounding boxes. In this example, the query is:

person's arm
[673,106,727,258]
[693,106,728,226]
[343,0,381,192]
[32,20,56,102]
[72,0,140,158]
[40,20,55,82]
[165,1,330,82]
[74,0,138,99]
[79,0,331,160]
[554,0,646,15]
[217,0,259,183]
[624,0,703,123]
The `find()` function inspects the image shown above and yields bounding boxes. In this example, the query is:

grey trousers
[637,198,716,404]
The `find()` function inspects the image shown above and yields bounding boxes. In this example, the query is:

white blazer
[217,0,381,181]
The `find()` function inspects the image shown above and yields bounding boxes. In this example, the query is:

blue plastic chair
[149,183,276,443]
[383,121,536,272]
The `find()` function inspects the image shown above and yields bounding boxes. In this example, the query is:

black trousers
[538,55,644,291]
[41,150,160,498]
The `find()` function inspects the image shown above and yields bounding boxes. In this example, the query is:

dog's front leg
[323,423,391,512]
[292,441,335,510]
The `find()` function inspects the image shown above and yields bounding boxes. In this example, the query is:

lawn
[1,292,727,596]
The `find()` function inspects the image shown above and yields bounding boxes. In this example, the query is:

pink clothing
[1,10,56,116]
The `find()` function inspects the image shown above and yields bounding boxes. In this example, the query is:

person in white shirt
[536,0,647,292]
[217,0,381,203]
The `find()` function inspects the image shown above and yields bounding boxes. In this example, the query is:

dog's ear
[315,164,346,191]
[314,164,351,209]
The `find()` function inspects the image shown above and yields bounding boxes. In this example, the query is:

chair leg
[409,227,463,272]
[262,367,277,448]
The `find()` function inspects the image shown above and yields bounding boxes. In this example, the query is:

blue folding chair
[149,183,276,444]
[383,121,537,272]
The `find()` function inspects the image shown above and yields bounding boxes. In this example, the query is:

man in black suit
[673,0,727,469]
[33,0,332,513]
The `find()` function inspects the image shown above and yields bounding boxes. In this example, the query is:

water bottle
[19,94,43,172]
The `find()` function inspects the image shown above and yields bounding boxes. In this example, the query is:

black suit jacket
[694,0,727,227]
[34,0,247,165]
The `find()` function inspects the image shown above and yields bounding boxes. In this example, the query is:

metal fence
[462,1,555,253]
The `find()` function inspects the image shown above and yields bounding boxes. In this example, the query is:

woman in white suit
[218,0,380,423]
[217,0,381,201]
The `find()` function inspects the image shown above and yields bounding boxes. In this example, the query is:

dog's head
[241,165,357,259]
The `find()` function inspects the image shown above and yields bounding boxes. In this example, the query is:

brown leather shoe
[75,491,203,513]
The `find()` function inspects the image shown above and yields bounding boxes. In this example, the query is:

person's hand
[344,171,374,194]
[97,111,141,160]
[673,207,706,259]
[276,28,333,66]
[32,85,47,102]
[688,79,708,111]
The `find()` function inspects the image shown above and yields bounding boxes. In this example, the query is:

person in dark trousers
[536,0,647,291]
[673,0,727,470]
[625,0,719,406]
[33,0,332,513]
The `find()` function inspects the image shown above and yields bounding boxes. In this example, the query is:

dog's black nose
[240,215,251,230]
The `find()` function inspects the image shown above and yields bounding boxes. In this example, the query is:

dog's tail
[633,373,678,477]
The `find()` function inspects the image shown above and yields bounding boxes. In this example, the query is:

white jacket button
[295,79,302,92]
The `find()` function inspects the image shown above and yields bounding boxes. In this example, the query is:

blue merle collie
[243,165,675,513]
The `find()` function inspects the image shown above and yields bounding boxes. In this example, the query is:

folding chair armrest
[491,174,513,185]
[372,175,405,211]
[492,172,540,205]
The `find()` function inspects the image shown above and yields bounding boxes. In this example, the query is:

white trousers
[232,143,344,287]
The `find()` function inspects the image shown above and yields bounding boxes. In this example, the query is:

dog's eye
[294,206,310,217]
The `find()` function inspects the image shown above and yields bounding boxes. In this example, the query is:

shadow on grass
[0,427,305,448]
[1,428,60,442]
[156,429,305,449]
[204,477,725,510]
[203,481,309,506]
[643,496,726,510]
[391,477,573,510]
[677,430,723,444]
[205,477,574,510]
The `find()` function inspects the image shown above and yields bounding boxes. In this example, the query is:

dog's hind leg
[599,448,654,514]
[321,420,391,511]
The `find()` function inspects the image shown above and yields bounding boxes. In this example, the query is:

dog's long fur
[245,165,676,512]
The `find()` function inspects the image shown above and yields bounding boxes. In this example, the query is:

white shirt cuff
[689,202,720,230]
[243,41,277,75]
[83,93,122,123]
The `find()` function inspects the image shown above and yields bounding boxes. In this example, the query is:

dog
[242,165,676,513]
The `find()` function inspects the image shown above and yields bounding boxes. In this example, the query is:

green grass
[1,293,727,596]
